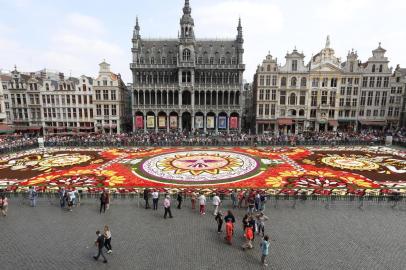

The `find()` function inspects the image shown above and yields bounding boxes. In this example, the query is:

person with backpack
[260,235,271,267]
[93,230,108,263]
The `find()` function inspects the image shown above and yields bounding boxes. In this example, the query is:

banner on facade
[135,116,144,128]
[146,116,155,128]
[218,116,227,129]
[207,116,215,129]
[169,116,178,129]
[158,116,166,128]
[195,116,204,129]
[230,117,238,129]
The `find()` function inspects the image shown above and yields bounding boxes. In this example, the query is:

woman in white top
[198,194,206,215]
[104,225,112,253]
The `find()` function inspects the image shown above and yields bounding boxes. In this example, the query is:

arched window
[281,77,287,87]
[379,64,383,72]
[300,77,307,87]
[372,64,376,72]
[45,83,49,91]
[291,77,297,87]
[150,57,155,64]
[267,65,271,71]
[183,49,191,61]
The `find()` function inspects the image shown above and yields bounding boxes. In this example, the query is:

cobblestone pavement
[0,198,405,270]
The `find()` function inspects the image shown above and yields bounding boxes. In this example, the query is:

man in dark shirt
[93,230,108,263]
[143,188,150,209]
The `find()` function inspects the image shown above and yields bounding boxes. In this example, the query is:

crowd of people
[141,188,272,267]
[2,129,405,152]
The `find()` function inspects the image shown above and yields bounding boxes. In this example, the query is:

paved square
[0,198,405,270]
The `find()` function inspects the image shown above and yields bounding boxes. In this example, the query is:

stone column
[191,114,195,131]
[155,115,158,132]
[144,115,147,132]
[238,117,242,132]
[215,115,218,134]
[167,115,170,132]
[227,116,230,134]
[179,91,182,109]
[203,115,207,133]
[179,115,182,132]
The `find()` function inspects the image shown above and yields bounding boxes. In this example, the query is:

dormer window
[379,64,383,72]
[372,64,376,72]
[182,49,191,61]
[292,60,298,71]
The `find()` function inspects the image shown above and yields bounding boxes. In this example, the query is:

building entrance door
[182,112,192,132]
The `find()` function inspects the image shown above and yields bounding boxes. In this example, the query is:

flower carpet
[0,146,405,195]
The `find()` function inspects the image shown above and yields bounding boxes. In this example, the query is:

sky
[0,0,405,83]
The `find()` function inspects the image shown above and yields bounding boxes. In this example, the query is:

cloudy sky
[0,0,405,83]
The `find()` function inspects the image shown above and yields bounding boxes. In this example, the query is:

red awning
[359,120,386,126]
[277,118,293,125]
[328,120,338,126]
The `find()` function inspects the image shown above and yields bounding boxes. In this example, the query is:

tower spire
[237,17,243,42]
[325,35,330,48]
[133,16,140,39]
[183,0,191,15]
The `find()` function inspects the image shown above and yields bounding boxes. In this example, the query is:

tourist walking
[103,225,112,254]
[198,193,206,215]
[152,189,159,210]
[231,190,237,209]
[255,193,261,212]
[163,195,173,219]
[28,186,37,207]
[100,191,107,214]
[93,230,108,263]
[0,195,8,216]
[247,196,255,214]
[242,223,254,250]
[191,192,197,210]
[177,192,183,209]
[143,188,150,209]
[212,193,221,215]
[256,212,269,237]
[260,235,270,267]
[248,215,257,240]
[215,211,223,233]
[105,190,110,210]
[260,193,267,211]
[58,187,66,208]
[224,210,236,245]
[238,191,245,208]
[67,189,75,212]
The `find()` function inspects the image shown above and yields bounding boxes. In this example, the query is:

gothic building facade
[130,0,245,133]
